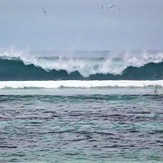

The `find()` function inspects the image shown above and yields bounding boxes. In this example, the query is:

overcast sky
[0,0,163,51]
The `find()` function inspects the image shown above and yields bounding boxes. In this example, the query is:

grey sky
[0,0,163,51]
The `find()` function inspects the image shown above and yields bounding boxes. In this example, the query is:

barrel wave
[0,57,163,80]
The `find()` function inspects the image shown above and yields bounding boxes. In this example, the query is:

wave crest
[0,49,163,80]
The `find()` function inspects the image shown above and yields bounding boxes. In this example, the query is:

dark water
[0,92,163,162]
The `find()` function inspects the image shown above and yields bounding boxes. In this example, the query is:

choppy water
[0,88,163,162]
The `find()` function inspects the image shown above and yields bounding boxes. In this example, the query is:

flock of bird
[34,0,119,16]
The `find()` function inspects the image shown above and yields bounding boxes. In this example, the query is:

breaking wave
[0,49,163,80]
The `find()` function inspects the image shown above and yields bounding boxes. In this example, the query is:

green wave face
[0,58,163,81]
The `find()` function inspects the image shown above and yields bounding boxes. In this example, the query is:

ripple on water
[0,94,163,162]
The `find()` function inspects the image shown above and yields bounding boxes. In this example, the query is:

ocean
[0,50,163,162]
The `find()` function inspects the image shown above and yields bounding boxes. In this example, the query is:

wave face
[0,50,163,80]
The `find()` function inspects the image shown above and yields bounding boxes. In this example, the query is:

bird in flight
[101,0,120,11]
[35,4,47,15]
[107,3,116,9]
[41,7,47,14]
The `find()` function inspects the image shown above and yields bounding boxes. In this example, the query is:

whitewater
[0,80,163,89]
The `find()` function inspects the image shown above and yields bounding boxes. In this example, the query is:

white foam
[0,80,163,89]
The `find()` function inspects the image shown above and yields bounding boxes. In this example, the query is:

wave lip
[0,80,163,89]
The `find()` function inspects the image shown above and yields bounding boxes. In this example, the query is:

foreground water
[0,88,163,162]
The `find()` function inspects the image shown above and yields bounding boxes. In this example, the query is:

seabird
[36,4,47,15]
[101,0,120,11]
[41,7,47,15]
[107,3,117,10]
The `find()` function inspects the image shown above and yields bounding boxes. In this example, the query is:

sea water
[0,86,163,163]
[0,51,163,162]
